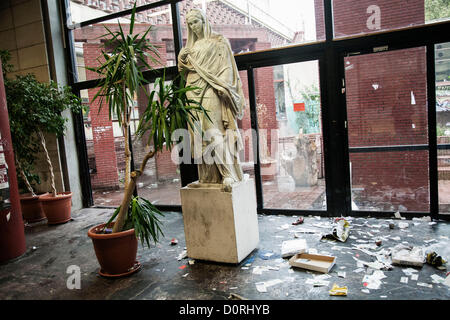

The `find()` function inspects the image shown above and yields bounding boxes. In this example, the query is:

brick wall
[315,0,429,211]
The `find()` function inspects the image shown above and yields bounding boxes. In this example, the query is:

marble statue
[178,8,246,191]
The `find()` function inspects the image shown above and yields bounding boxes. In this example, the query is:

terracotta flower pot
[88,223,140,277]
[40,192,72,225]
[19,192,49,223]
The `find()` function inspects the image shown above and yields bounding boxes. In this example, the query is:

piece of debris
[322,219,350,242]
[292,217,304,225]
[188,259,195,265]
[430,274,446,284]
[305,279,330,287]
[375,240,383,246]
[255,279,283,293]
[391,245,425,267]
[182,273,189,277]
[389,222,395,230]
[281,239,308,258]
[398,222,409,229]
[426,251,447,270]
[228,293,248,300]
[170,238,178,245]
[338,271,346,278]
[362,270,386,290]
[289,253,336,273]
[177,250,188,261]
[179,265,186,270]
[411,274,419,281]
[361,289,370,294]
[400,277,409,284]
[329,284,347,296]
[417,282,433,288]
[394,211,405,219]
[444,274,450,287]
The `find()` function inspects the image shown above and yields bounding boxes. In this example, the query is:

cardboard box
[289,253,336,273]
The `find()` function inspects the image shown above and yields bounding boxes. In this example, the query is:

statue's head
[186,9,207,39]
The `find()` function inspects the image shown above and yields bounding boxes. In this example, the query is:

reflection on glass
[179,0,323,54]
[436,42,450,214]
[71,3,175,82]
[345,47,429,212]
[254,61,326,210]
[350,151,430,212]
[333,0,450,39]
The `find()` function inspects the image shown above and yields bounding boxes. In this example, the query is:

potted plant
[4,64,83,225]
[86,4,208,277]
[2,50,46,223]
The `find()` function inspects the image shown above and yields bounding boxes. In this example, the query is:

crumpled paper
[329,284,348,296]
[322,219,350,242]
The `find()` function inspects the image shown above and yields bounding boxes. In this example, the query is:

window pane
[81,88,128,206]
[350,151,430,212]
[71,2,175,82]
[436,42,450,214]
[131,81,182,206]
[346,47,428,148]
[255,61,326,210]
[179,0,324,55]
[345,47,429,212]
[332,0,450,39]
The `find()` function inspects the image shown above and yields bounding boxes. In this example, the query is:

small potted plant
[5,68,83,225]
[2,50,46,223]
[86,4,209,277]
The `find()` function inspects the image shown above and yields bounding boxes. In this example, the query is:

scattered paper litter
[281,239,308,258]
[431,274,446,284]
[400,277,408,284]
[182,273,189,278]
[398,222,409,229]
[391,245,425,267]
[411,274,419,281]
[354,268,365,273]
[444,275,450,287]
[361,289,370,294]
[417,282,433,288]
[177,250,188,261]
[402,268,419,276]
[329,284,347,296]
[255,279,284,293]
[338,271,346,278]
[305,279,330,287]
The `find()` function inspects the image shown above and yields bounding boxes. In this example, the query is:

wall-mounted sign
[294,102,305,112]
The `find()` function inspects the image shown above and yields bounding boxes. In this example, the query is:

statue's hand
[180,48,190,60]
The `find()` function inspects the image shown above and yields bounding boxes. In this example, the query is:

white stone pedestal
[180,178,259,264]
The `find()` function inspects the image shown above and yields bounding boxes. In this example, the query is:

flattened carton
[289,253,336,273]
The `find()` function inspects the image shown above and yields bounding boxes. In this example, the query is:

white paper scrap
[338,271,346,278]
[255,282,267,293]
[400,277,408,284]
[177,250,187,261]
[305,279,330,287]
[281,239,308,258]
[411,274,419,281]
[431,274,446,284]
[444,275,450,287]
[361,289,370,294]
[354,268,365,273]
[417,282,433,288]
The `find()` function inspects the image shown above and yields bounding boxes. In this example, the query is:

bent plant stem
[15,158,35,196]
[112,149,156,233]
[38,130,57,197]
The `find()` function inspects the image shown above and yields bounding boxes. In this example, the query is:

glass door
[343,47,430,215]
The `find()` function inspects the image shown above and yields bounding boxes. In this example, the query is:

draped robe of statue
[178,9,246,186]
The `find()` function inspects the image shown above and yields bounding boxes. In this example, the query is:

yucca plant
[88,4,209,245]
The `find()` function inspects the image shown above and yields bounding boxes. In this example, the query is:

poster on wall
[0,132,11,211]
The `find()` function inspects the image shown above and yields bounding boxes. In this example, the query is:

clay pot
[19,192,49,223]
[40,192,72,225]
[88,223,140,277]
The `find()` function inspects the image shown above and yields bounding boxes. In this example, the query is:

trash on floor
[329,284,347,296]
[228,293,248,300]
[255,279,283,293]
[281,239,308,258]
[362,270,386,290]
[289,253,336,273]
[292,217,304,225]
[322,219,350,242]
[177,250,188,261]
[170,238,178,245]
[426,251,447,270]
[391,244,425,267]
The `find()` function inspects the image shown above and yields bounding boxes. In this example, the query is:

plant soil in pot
[40,191,72,225]
[20,192,49,223]
[88,223,140,277]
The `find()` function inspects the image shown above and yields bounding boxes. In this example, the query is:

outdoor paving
[0,208,449,300]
